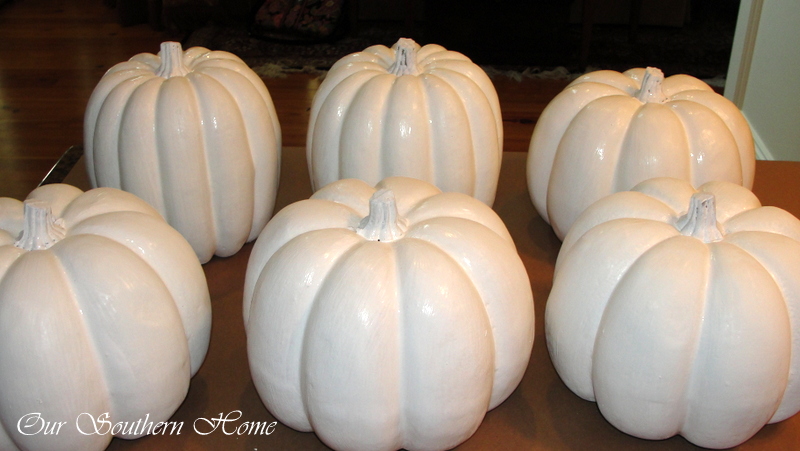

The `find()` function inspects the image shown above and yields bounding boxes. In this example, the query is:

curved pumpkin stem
[635,67,668,104]
[15,200,66,251]
[156,41,191,78]
[388,38,422,76]
[677,193,724,243]
[357,189,408,242]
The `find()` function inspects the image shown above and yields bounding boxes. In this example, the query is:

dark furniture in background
[107,0,736,74]
[424,1,573,67]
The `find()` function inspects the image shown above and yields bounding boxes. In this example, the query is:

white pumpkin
[307,38,503,205]
[243,177,533,451]
[527,67,755,239]
[546,177,800,449]
[84,41,282,263]
[0,184,211,451]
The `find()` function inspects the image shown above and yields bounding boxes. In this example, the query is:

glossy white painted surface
[307,38,503,206]
[244,177,534,451]
[84,41,282,263]
[527,67,756,240]
[0,184,211,451]
[546,177,800,449]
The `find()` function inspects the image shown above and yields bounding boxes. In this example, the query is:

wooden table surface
[13,149,800,450]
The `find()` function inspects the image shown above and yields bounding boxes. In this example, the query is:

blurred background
[109,0,740,81]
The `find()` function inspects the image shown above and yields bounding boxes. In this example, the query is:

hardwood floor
[0,0,568,200]
[0,0,164,199]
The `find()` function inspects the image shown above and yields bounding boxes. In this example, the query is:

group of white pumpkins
[0,37,796,451]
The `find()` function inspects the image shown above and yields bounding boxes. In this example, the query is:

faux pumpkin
[84,41,282,263]
[527,67,755,239]
[307,38,503,205]
[0,184,211,451]
[243,177,533,451]
[546,177,800,448]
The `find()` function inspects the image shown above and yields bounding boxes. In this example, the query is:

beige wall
[725,0,800,161]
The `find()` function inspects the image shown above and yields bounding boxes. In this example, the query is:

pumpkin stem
[677,193,723,243]
[388,38,422,76]
[357,189,408,242]
[15,200,66,251]
[635,67,668,104]
[156,41,190,78]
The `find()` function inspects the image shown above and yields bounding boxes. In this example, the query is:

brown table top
[53,149,800,450]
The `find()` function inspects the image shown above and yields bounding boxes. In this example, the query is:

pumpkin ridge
[548,219,679,399]
[0,244,24,281]
[364,44,396,68]
[66,209,211,375]
[243,199,363,318]
[106,61,158,77]
[335,73,393,184]
[418,74,438,186]
[48,236,136,422]
[58,188,160,228]
[249,228,362,430]
[615,101,689,192]
[721,232,800,423]
[724,207,800,241]
[190,71,254,256]
[414,43,450,64]
[593,235,710,436]
[427,61,502,142]
[372,75,397,181]
[678,241,714,438]
[666,100,701,188]
[336,48,380,62]
[570,69,638,93]
[176,48,207,67]
[669,90,755,188]
[393,236,409,450]
[299,240,403,448]
[527,82,625,223]
[308,70,383,184]
[380,74,431,182]
[423,70,474,194]
[608,96,646,194]
[680,241,789,446]
[112,74,164,187]
[93,75,156,189]
[52,234,190,431]
[0,249,114,450]
[425,67,501,202]
[196,65,280,241]
[190,49,242,68]
[393,236,493,448]
[669,100,743,188]
[546,96,637,237]
[155,74,216,261]
[419,49,470,68]
[84,69,143,179]
[405,220,519,402]
[193,58,283,153]
[558,193,678,260]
